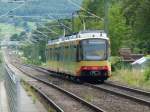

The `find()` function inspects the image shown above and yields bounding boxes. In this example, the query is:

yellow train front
[46,30,111,82]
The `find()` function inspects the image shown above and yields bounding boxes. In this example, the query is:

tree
[109,2,131,55]
[10,34,19,41]
[122,0,150,53]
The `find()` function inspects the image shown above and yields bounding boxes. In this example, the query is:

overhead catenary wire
[0,0,86,41]
[36,22,59,35]
[67,0,103,20]
[48,15,72,31]
[0,2,26,19]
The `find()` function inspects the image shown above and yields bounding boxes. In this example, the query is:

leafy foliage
[10,31,27,41]
[122,0,150,53]
[82,0,150,55]
[20,0,150,64]
[144,68,150,81]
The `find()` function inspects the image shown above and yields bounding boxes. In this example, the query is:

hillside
[0,23,23,40]
[0,0,83,22]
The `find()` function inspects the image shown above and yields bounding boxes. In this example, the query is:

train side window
[49,48,51,60]
[59,46,62,61]
[70,45,73,61]
[69,45,71,61]
[50,48,52,60]
[71,45,73,61]
[52,47,54,61]
[51,48,53,60]
[61,46,64,62]
[45,49,47,60]
[58,47,60,61]
[73,45,77,61]
[77,44,82,61]
[65,46,68,61]
[55,48,57,61]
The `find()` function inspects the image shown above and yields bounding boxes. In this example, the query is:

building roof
[132,56,150,65]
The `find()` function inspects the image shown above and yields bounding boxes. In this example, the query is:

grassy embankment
[0,23,24,80]
[0,23,23,38]
[110,69,150,90]
[110,57,150,90]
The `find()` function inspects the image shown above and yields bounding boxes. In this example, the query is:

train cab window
[81,39,107,60]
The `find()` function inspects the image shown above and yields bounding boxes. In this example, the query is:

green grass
[0,23,23,39]
[27,22,36,29]
[110,69,150,91]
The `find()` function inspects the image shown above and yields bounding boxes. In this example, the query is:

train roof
[48,30,109,45]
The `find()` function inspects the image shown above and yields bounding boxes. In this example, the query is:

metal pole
[72,12,75,33]
[104,0,109,34]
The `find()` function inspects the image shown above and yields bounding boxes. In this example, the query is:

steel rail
[85,83,150,106]
[5,63,64,112]
[17,66,106,112]
[22,80,64,112]
[25,64,150,96]
[105,81,150,97]
[19,64,150,106]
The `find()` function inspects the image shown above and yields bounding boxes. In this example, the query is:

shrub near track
[110,69,150,91]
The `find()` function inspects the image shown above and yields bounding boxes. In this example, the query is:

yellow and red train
[46,30,111,82]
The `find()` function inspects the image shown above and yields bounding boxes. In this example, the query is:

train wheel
[98,80,104,84]
[74,77,82,84]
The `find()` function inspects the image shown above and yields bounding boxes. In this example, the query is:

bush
[110,56,122,71]
[144,68,150,81]
[110,56,131,71]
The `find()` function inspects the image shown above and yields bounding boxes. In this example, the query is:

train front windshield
[81,39,107,60]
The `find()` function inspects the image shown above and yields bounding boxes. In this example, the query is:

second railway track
[14,63,150,112]
[16,65,106,112]
[85,83,150,106]
[24,64,150,106]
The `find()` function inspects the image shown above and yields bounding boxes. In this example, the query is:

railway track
[23,64,150,106]
[18,64,150,111]
[9,59,150,112]
[16,65,106,112]
[85,83,150,106]
[105,81,150,96]
[22,80,64,112]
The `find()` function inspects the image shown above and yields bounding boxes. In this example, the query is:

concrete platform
[1,49,47,112]
[20,85,47,112]
[0,81,9,112]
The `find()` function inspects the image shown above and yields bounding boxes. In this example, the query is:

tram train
[46,30,111,82]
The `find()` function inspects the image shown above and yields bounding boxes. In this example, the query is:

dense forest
[81,0,150,55]
[9,0,150,63]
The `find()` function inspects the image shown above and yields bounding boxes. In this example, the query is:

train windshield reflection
[82,39,107,60]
